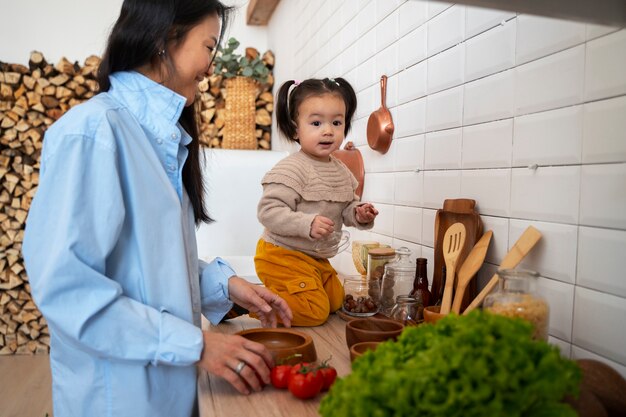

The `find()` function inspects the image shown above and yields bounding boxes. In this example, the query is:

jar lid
[368,247,396,257]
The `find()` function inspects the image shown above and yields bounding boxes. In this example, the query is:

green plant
[320,311,581,417]
[213,37,270,84]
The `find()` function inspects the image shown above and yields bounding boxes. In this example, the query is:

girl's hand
[227,276,293,328]
[310,215,335,239]
[356,203,378,224]
[196,331,273,395]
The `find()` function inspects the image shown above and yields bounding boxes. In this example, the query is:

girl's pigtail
[276,80,298,141]
[335,77,357,136]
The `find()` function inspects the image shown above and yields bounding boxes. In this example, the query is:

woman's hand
[196,331,273,395]
[310,215,334,239]
[356,203,378,224]
[227,276,293,328]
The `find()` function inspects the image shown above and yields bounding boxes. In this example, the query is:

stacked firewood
[196,48,275,149]
[0,51,100,354]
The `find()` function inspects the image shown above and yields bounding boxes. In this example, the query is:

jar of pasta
[483,269,549,341]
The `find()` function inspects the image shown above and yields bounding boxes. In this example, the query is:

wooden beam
[246,0,280,26]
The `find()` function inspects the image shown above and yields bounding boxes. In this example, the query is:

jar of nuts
[483,269,549,341]
[342,276,380,317]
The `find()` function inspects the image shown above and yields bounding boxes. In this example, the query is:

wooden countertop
[198,314,351,417]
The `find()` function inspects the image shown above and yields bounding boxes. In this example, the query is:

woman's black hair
[275,78,357,142]
[97,0,233,224]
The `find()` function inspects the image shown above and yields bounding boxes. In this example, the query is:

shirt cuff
[154,309,203,366]
[199,257,235,325]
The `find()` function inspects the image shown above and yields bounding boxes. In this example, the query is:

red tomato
[270,365,292,389]
[318,366,337,391]
[288,368,323,399]
[289,362,312,378]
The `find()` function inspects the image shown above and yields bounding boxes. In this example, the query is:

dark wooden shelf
[246,0,281,26]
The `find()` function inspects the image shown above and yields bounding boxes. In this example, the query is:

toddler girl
[254,78,378,326]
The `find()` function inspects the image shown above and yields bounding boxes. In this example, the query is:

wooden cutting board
[431,199,483,311]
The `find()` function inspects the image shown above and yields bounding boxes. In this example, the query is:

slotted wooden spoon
[439,223,466,314]
[451,230,493,314]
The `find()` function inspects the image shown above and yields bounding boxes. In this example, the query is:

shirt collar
[108,71,186,127]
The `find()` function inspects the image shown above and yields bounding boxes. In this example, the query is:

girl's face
[165,13,220,106]
[295,93,346,162]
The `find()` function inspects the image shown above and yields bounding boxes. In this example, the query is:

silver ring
[235,361,246,375]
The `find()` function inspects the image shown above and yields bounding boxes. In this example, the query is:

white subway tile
[427,44,465,94]
[355,83,377,119]
[375,43,399,80]
[393,134,425,171]
[398,61,427,105]
[465,19,516,82]
[465,6,516,39]
[512,105,583,167]
[584,29,626,101]
[460,169,511,217]
[479,215,510,265]
[571,346,626,381]
[340,22,360,52]
[586,24,621,41]
[398,25,427,70]
[355,27,377,65]
[376,0,403,21]
[425,85,464,131]
[349,117,368,147]
[464,69,515,125]
[362,172,395,204]
[394,171,424,207]
[578,226,626,298]
[357,0,377,37]
[424,128,462,169]
[376,10,399,51]
[427,5,465,57]
[340,43,358,75]
[462,119,513,168]
[536,277,575,341]
[370,202,395,236]
[393,206,423,243]
[427,1,452,20]
[549,337,572,358]
[515,45,585,116]
[398,0,428,37]
[573,287,626,366]
[516,15,586,65]
[395,97,427,137]
[362,143,395,173]
[579,163,626,229]
[510,219,578,284]
[340,0,360,27]
[510,166,581,224]
[422,209,437,247]
[422,170,461,209]
[583,95,626,164]
[386,73,399,109]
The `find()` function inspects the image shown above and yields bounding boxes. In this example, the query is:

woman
[22,1,292,416]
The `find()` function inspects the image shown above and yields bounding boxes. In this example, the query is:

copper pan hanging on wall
[366,75,394,154]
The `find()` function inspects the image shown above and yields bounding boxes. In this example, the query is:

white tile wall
[270,0,626,371]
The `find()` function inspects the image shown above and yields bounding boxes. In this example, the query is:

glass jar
[483,269,549,341]
[342,276,380,317]
[380,247,414,316]
[389,295,421,325]
[366,247,396,281]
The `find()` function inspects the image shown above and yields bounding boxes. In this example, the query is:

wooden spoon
[439,223,466,314]
[463,225,542,315]
[451,230,493,314]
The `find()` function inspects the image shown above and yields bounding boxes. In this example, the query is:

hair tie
[294,80,301,86]
[328,78,340,87]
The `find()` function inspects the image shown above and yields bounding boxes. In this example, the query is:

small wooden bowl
[345,317,404,348]
[236,328,317,365]
[350,341,381,362]
[423,305,446,324]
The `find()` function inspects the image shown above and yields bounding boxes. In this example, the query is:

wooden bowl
[349,341,381,362]
[423,305,446,324]
[236,328,317,365]
[345,317,404,348]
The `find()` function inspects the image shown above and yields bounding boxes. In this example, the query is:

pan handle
[379,75,388,108]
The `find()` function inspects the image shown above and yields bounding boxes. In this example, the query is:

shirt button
[168,164,176,171]
[171,133,177,140]
[156,138,163,145]
[299,282,306,288]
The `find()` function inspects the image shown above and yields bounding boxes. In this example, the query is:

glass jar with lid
[483,269,549,341]
[379,247,414,316]
[366,247,396,281]
[342,276,380,317]
[389,295,421,325]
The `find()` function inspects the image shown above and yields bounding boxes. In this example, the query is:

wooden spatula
[451,230,493,314]
[439,223,466,315]
[463,225,542,315]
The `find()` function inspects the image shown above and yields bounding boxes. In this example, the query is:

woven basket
[222,76,258,149]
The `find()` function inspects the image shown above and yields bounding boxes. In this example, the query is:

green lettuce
[320,311,580,417]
